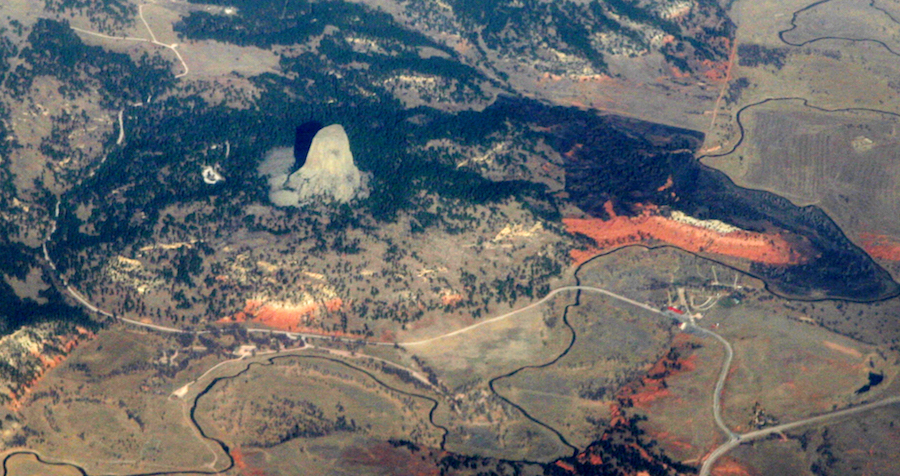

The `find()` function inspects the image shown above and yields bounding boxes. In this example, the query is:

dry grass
[3,452,84,476]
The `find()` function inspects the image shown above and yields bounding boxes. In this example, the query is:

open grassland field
[625,333,725,465]
[233,437,541,476]
[780,0,900,52]
[707,104,900,215]
[581,246,900,349]
[703,103,900,228]
[193,355,444,475]
[8,328,218,475]
[5,319,552,476]
[402,296,572,390]
[703,41,900,159]
[494,293,673,449]
[373,293,577,460]
[3,453,84,476]
[714,297,899,430]
[399,292,574,385]
[576,246,752,309]
[728,404,900,476]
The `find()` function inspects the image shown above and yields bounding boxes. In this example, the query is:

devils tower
[259,124,367,206]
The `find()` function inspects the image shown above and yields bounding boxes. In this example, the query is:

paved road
[58,268,670,347]
[43,234,900,476]
[691,325,739,441]
[402,285,665,347]
[700,396,900,476]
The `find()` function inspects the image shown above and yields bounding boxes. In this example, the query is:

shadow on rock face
[294,121,323,170]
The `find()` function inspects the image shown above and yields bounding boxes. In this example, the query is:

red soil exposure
[231,448,245,470]
[859,233,900,261]
[701,59,729,83]
[656,176,674,192]
[564,143,584,158]
[609,402,627,427]
[220,298,345,333]
[555,336,704,475]
[230,448,267,476]
[564,201,803,266]
[441,294,464,307]
[617,339,699,410]
[709,457,755,476]
[583,453,604,466]
[380,329,396,342]
[628,383,672,409]
[670,66,692,78]
[650,431,695,451]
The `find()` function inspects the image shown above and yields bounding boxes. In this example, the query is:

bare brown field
[401,294,571,386]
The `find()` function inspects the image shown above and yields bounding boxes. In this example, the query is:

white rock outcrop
[259,124,367,206]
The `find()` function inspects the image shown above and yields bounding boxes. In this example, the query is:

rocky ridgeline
[0,323,94,410]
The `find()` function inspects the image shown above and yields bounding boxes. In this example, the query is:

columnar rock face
[259,124,367,206]
[288,124,362,202]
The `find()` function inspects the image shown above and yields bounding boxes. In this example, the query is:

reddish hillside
[615,334,698,411]
[9,327,95,411]
[220,298,354,338]
[565,202,803,266]
[859,233,900,261]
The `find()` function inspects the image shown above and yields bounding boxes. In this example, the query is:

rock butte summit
[264,124,366,206]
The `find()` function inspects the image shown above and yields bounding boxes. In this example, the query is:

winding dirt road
[71,4,189,78]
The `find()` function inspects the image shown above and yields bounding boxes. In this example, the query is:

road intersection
[41,204,900,474]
